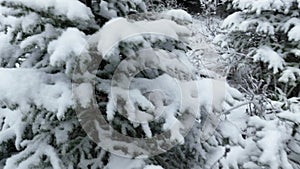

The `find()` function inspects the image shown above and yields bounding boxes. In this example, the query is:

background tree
[215,0,300,99]
[211,0,300,168]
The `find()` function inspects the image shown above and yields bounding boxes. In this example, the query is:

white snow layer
[283,18,300,41]
[279,67,300,83]
[95,17,191,57]
[144,165,164,169]
[48,28,88,66]
[253,46,284,74]
[161,9,193,23]
[222,12,244,31]
[73,83,94,108]
[4,143,63,169]
[232,0,298,14]
[222,12,275,35]
[278,111,300,124]
[248,117,292,169]
[277,98,300,123]
[0,0,94,21]
[48,28,91,74]
[0,68,73,119]
[104,155,145,169]
[288,25,300,41]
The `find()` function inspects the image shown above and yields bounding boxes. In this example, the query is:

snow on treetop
[0,0,94,21]
[95,17,191,58]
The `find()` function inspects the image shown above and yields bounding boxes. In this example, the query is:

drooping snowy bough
[73,17,202,158]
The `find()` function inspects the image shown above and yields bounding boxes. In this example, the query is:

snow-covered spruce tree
[207,0,300,168]
[0,0,121,168]
[214,0,300,99]
[0,0,154,168]
[1,0,277,168]
[88,10,248,169]
[187,96,300,169]
[0,0,228,168]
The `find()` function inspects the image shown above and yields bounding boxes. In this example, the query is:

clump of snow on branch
[0,68,73,119]
[161,9,193,23]
[96,17,191,57]
[0,0,94,21]
[48,28,91,75]
[252,46,284,74]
